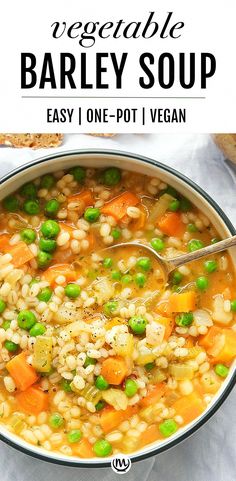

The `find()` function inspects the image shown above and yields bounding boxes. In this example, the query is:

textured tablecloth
[0,134,235,481]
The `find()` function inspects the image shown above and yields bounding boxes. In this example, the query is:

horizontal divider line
[21,96,206,99]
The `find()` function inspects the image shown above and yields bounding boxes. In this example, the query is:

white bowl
[0,149,235,467]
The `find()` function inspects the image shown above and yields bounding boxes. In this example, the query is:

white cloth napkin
[0,134,235,481]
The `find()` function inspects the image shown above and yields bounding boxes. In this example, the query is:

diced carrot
[140,383,166,407]
[42,263,77,287]
[158,211,184,237]
[73,438,95,458]
[157,317,174,340]
[101,356,128,385]
[172,392,204,425]
[8,242,35,267]
[16,385,48,415]
[139,424,162,447]
[199,326,222,350]
[101,192,140,221]
[209,329,236,364]
[6,352,38,391]
[169,291,197,313]
[100,405,138,434]
[68,190,94,207]
[200,326,236,363]
[0,236,34,267]
[0,234,11,252]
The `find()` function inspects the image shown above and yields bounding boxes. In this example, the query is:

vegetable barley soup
[0,166,235,459]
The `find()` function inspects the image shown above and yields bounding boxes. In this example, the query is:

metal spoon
[104,235,236,282]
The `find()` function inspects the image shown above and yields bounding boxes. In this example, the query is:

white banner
[0,0,235,133]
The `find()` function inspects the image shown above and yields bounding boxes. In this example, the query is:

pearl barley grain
[127,206,140,219]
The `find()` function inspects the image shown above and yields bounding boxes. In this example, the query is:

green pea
[171,271,183,285]
[124,379,138,398]
[134,272,146,288]
[103,257,113,268]
[37,251,52,268]
[44,199,60,218]
[95,400,106,411]
[23,199,40,215]
[20,228,36,245]
[121,274,133,284]
[2,320,10,330]
[93,439,112,457]
[40,220,60,239]
[18,310,37,330]
[61,379,73,393]
[4,340,18,352]
[111,270,122,281]
[159,419,178,437]
[231,300,236,312]
[204,260,217,273]
[30,322,46,337]
[37,287,53,302]
[188,239,204,252]
[20,182,37,199]
[169,199,180,212]
[111,228,121,240]
[29,322,46,337]
[151,238,165,251]
[145,362,155,372]
[187,223,198,233]
[22,316,38,335]
[69,166,86,183]
[214,364,229,378]
[65,284,81,299]
[196,276,209,291]
[40,174,56,190]
[39,238,57,253]
[49,412,64,429]
[95,375,109,390]
[67,429,83,444]
[160,186,178,198]
[175,312,193,327]
[128,316,147,335]
[136,257,151,272]
[84,356,97,368]
[84,207,100,223]
[103,301,118,317]
[180,197,192,212]
[0,299,6,314]
[101,167,121,186]
[3,195,20,212]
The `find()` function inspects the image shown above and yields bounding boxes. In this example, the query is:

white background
[0,0,236,132]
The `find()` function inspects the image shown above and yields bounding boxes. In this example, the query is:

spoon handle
[167,235,236,271]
